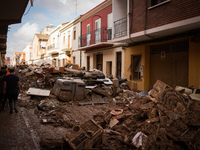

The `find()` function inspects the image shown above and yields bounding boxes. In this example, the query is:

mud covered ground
[1,73,200,150]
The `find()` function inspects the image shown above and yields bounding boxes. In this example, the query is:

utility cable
[24,0,35,16]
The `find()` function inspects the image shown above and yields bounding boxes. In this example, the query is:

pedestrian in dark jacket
[0,69,7,110]
[4,68,20,114]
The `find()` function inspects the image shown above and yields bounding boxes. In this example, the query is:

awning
[78,42,114,51]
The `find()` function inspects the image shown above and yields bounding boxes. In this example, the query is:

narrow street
[0,107,39,150]
[0,0,200,150]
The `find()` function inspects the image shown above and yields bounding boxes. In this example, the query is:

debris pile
[88,80,200,150]
[17,63,200,150]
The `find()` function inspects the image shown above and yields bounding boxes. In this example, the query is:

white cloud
[33,13,48,21]
[6,0,105,59]
[59,0,67,5]
[34,0,105,17]
[13,22,39,42]
[6,22,39,58]
[6,40,28,58]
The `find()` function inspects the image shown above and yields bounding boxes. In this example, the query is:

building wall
[81,4,112,35]
[124,36,200,91]
[124,45,150,91]
[189,39,200,89]
[72,22,80,50]
[85,47,123,77]
[103,47,122,77]
[60,26,72,50]
[130,0,200,33]
[23,44,30,63]
[32,35,39,61]
[113,0,127,22]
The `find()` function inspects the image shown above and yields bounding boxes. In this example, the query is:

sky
[6,0,105,59]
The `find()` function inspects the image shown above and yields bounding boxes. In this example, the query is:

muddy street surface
[0,108,39,150]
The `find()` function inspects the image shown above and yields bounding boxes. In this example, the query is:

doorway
[150,40,189,88]
[106,61,112,77]
[96,53,103,71]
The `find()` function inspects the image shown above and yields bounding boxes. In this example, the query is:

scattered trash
[132,132,148,149]
[27,88,50,97]
[16,64,200,150]
[52,78,85,101]
[63,119,103,150]
[109,118,119,128]
[110,108,123,116]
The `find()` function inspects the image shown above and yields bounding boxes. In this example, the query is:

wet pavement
[0,107,39,150]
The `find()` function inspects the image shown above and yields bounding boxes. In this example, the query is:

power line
[24,0,35,16]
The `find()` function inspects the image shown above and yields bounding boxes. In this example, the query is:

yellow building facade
[124,36,200,91]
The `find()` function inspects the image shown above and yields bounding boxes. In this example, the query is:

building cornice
[60,17,81,33]
[80,0,112,22]
[50,26,61,34]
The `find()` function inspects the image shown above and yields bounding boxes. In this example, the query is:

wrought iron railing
[79,27,112,47]
[114,17,127,38]
[47,43,59,50]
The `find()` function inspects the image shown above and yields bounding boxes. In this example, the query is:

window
[87,24,90,46]
[63,58,66,66]
[57,35,59,44]
[131,55,142,80]
[58,59,60,67]
[95,18,101,43]
[63,33,65,44]
[29,52,32,60]
[73,56,76,64]
[151,0,167,6]
[68,31,70,49]
[107,13,112,40]
[73,27,76,40]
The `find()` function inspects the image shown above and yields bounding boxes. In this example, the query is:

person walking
[4,68,20,114]
[0,69,7,110]
[4,65,10,75]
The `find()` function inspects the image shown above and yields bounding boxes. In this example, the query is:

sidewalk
[0,108,38,150]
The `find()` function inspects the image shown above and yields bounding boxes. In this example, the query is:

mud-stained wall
[84,47,123,78]
[124,45,150,91]
[189,40,200,89]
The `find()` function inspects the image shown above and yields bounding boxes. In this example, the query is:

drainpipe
[129,0,135,43]
[80,22,82,67]
[144,0,154,39]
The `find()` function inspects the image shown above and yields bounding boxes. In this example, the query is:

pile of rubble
[17,64,200,150]
[56,80,199,150]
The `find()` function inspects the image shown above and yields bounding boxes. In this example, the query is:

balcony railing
[79,27,112,48]
[114,17,127,38]
[47,43,59,50]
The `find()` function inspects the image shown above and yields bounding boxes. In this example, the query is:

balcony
[47,43,60,54]
[114,17,127,38]
[61,43,72,52]
[79,27,112,48]
[47,43,59,50]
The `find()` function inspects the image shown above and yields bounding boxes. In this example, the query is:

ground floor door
[116,52,122,77]
[96,53,103,71]
[106,61,112,77]
[150,40,189,88]
[52,58,56,67]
